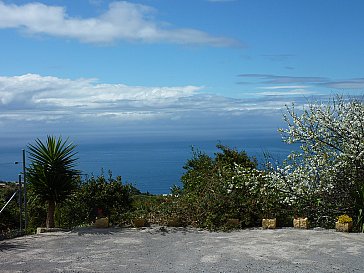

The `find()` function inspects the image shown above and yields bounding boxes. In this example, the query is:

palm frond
[27,135,80,203]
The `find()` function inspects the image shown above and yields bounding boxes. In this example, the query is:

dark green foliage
[125,194,173,226]
[27,136,80,228]
[56,173,134,227]
[14,172,135,229]
[80,174,133,223]
[177,144,265,230]
[26,190,47,231]
[0,183,21,233]
[214,143,257,170]
[27,136,80,203]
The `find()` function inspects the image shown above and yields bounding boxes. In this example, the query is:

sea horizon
[0,134,293,194]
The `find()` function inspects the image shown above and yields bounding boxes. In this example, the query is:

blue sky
[0,0,364,178]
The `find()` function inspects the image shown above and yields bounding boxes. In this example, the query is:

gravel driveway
[1,226,363,273]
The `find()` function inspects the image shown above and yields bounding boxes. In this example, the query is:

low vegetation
[1,95,363,234]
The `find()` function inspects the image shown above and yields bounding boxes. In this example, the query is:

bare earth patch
[1,226,363,273]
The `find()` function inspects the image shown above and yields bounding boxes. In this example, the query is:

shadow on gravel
[145,226,204,236]
[70,225,204,237]
[0,241,25,252]
[71,227,120,236]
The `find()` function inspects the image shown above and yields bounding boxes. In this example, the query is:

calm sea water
[0,136,293,194]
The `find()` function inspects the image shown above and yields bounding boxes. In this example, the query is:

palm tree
[27,136,80,228]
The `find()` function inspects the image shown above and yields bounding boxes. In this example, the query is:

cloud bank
[237,73,364,99]
[0,74,292,124]
[0,74,200,121]
[2,73,361,126]
[0,1,239,46]
[238,74,328,84]
[238,73,364,89]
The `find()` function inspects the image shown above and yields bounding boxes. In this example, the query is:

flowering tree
[270,96,364,227]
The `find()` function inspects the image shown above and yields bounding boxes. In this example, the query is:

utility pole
[22,149,27,232]
[18,174,22,233]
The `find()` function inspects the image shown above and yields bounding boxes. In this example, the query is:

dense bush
[125,194,177,226]
[0,183,21,233]
[27,191,48,231]
[16,171,136,229]
[174,144,285,230]
[56,172,135,228]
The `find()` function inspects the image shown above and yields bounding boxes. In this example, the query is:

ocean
[0,136,294,194]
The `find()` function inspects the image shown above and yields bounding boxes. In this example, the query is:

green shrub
[0,183,21,233]
[56,172,134,227]
[175,144,281,230]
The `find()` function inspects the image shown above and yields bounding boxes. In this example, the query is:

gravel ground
[1,226,364,273]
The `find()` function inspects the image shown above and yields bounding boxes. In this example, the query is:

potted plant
[261,207,277,229]
[293,217,309,229]
[260,187,279,229]
[335,214,353,232]
[262,218,276,229]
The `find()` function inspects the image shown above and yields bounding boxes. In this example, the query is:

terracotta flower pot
[293,217,309,229]
[262,218,276,229]
[335,221,353,232]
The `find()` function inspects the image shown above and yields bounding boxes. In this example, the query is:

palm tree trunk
[46,200,56,228]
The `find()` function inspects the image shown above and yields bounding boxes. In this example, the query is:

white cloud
[238,74,328,84]
[259,89,314,96]
[256,85,315,97]
[260,85,309,90]
[320,78,364,89]
[0,73,201,108]
[0,1,239,46]
[0,73,294,123]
